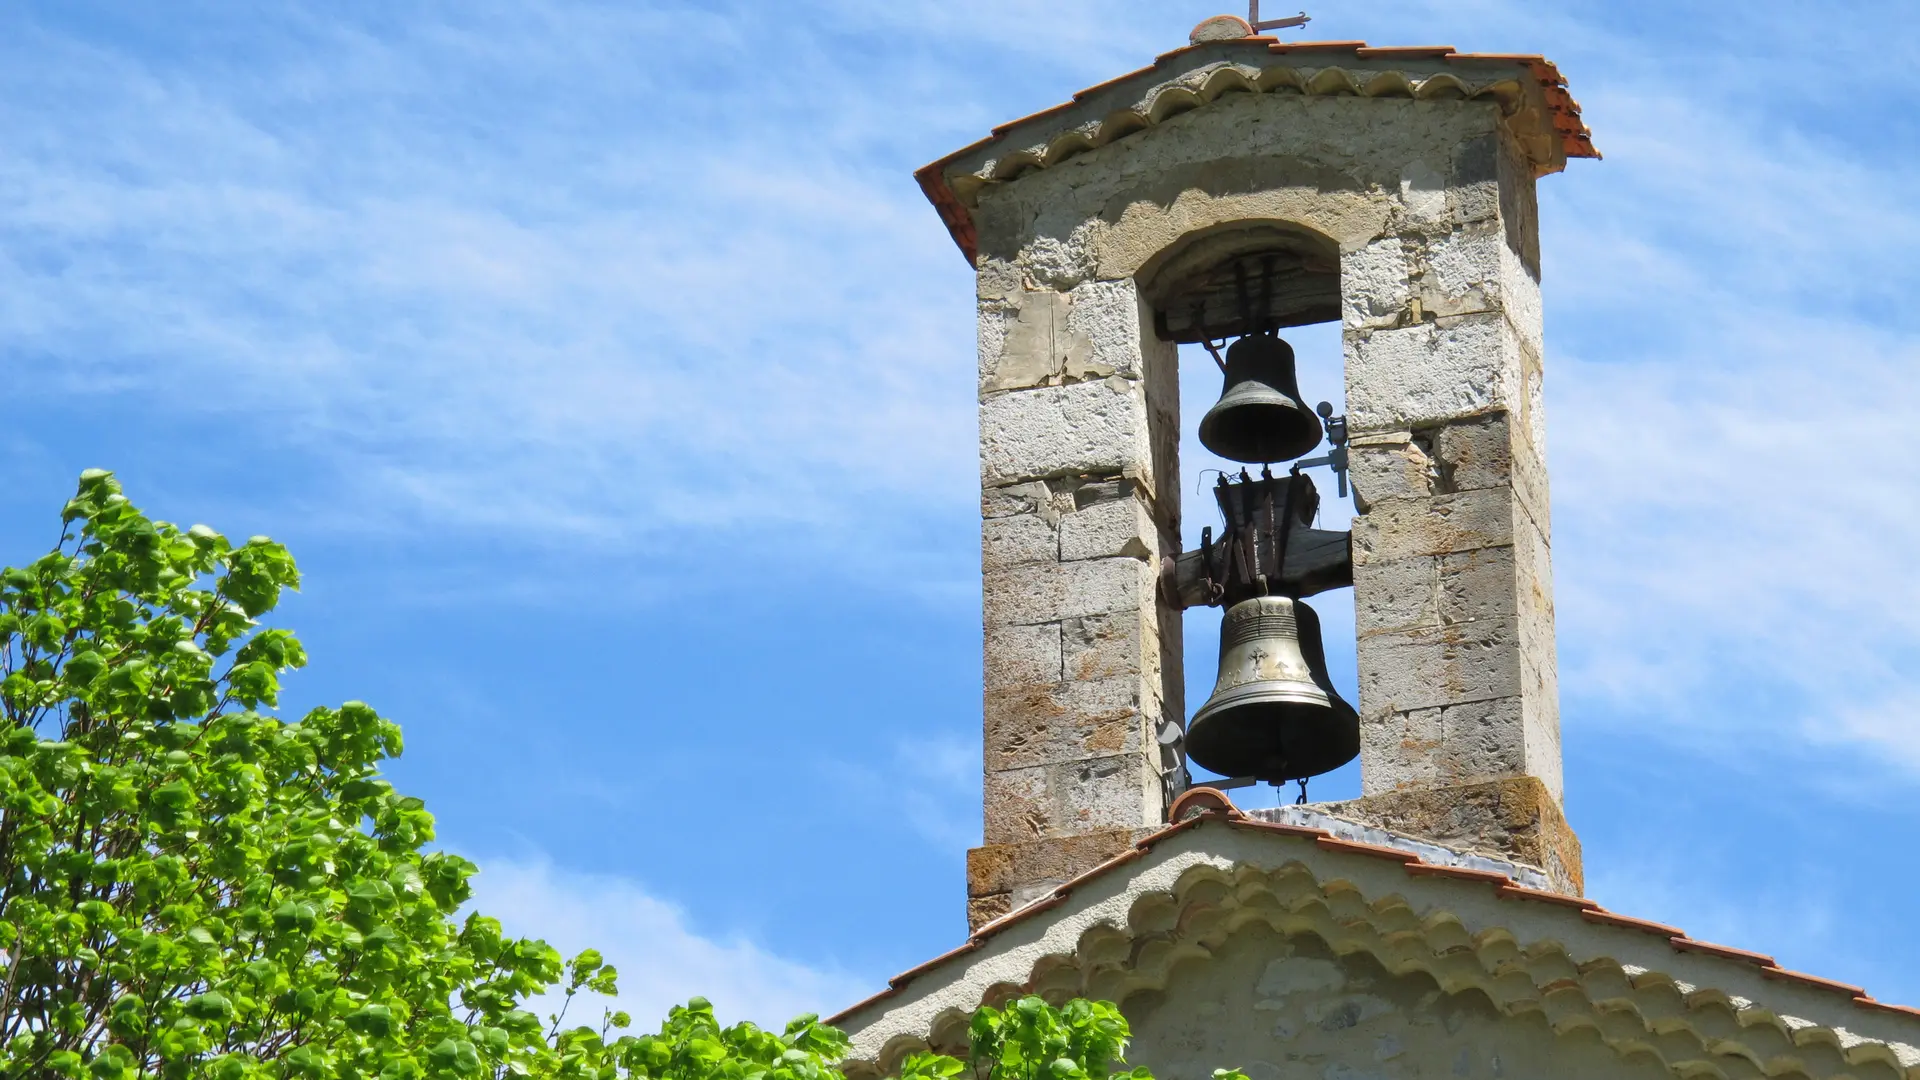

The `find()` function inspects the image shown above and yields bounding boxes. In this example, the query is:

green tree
[0,470,631,1077]
[0,471,1242,1080]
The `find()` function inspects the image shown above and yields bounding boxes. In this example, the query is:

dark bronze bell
[1198,333,1323,464]
[1185,595,1358,782]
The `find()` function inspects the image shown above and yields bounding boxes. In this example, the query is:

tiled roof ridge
[828,787,1920,1028]
[914,37,1597,264]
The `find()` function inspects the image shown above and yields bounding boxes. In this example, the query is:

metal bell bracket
[1289,401,1351,501]
[1160,469,1353,610]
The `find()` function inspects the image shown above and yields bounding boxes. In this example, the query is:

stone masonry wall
[966,91,1568,925]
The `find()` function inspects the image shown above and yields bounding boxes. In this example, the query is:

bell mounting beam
[1158,469,1353,609]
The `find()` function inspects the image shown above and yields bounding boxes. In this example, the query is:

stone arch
[1134,219,1343,344]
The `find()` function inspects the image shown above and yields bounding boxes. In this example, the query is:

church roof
[916,36,1598,264]
[830,790,1920,1078]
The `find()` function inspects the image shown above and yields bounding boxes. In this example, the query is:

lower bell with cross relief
[1185,594,1358,783]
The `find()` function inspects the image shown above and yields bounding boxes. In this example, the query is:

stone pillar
[966,260,1183,929]
[1336,134,1580,893]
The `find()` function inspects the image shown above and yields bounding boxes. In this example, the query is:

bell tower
[931,16,1597,926]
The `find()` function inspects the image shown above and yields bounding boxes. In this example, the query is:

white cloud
[822,733,982,853]
[467,857,874,1030]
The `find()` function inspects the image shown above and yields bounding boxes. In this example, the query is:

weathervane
[1247,1,1310,32]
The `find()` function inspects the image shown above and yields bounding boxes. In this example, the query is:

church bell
[1197,332,1324,464]
[1185,595,1359,782]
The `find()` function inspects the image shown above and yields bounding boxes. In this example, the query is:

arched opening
[1137,221,1363,807]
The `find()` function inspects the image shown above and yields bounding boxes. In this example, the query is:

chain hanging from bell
[1185,594,1358,783]
[1197,331,1323,464]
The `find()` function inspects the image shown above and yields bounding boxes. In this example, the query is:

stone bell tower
[928,17,1598,926]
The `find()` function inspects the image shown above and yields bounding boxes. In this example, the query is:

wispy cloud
[467,856,872,1028]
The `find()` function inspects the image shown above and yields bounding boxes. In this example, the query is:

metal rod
[1249,1,1311,32]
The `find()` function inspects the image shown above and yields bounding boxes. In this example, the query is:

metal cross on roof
[1247,1,1310,32]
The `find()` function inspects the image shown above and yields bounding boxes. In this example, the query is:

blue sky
[4,0,1919,1025]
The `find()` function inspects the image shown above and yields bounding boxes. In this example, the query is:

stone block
[1350,487,1514,565]
[967,893,1014,929]
[982,480,1057,521]
[984,676,1143,772]
[1064,279,1146,379]
[1058,495,1154,562]
[1357,616,1522,714]
[979,379,1150,486]
[966,827,1154,899]
[1344,313,1522,433]
[1347,432,1434,509]
[1438,546,1517,626]
[984,622,1061,690]
[1450,134,1501,225]
[981,512,1057,571]
[1061,611,1151,683]
[1321,775,1582,894]
[1418,223,1504,321]
[1431,412,1512,492]
[1352,555,1439,637]
[980,281,1146,395]
[983,754,1162,843]
[983,556,1153,627]
[980,290,1073,393]
[1359,695,1530,793]
[1341,235,1412,331]
[1521,689,1564,804]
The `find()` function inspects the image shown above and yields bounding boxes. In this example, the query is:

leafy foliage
[0,472,1251,1080]
[0,471,630,1077]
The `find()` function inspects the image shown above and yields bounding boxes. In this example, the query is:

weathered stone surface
[1347,431,1434,509]
[980,281,1148,395]
[966,827,1154,900]
[1358,695,1530,792]
[984,676,1142,772]
[1345,313,1523,434]
[983,754,1162,844]
[979,379,1150,485]
[1357,617,1522,713]
[983,622,1061,690]
[981,480,1060,521]
[983,556,1154,627]
[1352,554,1439,637]
[1061,612,1151,682]
[965,893,1013,929]
[980,512,1057,571]
[1321,775,1583,894]
[1058,495,1154,562]
[1438,545,1517,625]
[1341,235,1412,331]
[1350,486,1514,564]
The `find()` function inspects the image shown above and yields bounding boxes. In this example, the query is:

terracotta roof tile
[1352,46,1458,59]
[1268,40,1371,53]
[1495,885,1600,910]
[1761,967,1868,998]
[1669,938,1776,967]
[1226,817,1331,841]
[1856,997,1920,1020]
[1403,863,1512,885]
[1579,909,1686,937]
[1316,836,1420,862]
[830,791,1915,1029]
[888,941,981,989]
[915,37,1598,263]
